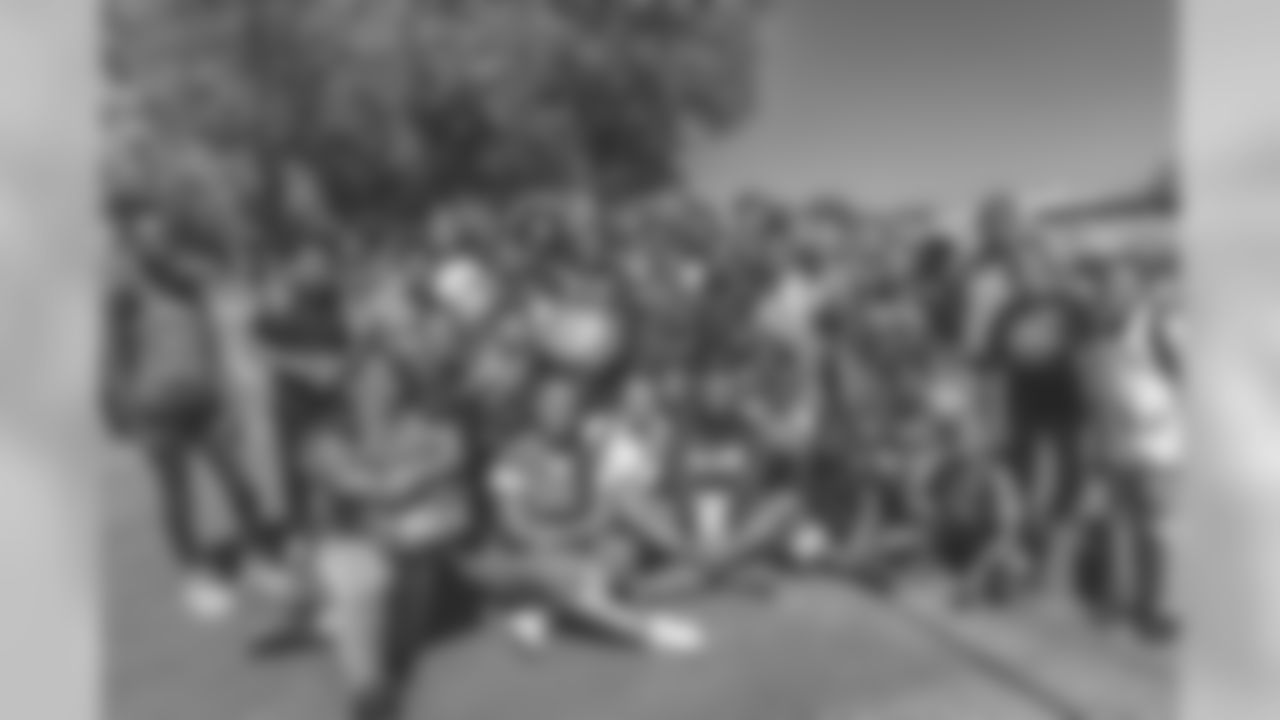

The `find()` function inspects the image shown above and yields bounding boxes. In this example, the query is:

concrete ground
[106,451,1172,720]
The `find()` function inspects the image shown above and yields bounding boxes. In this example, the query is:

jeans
[142,395,271,575]
[273,378,343,548]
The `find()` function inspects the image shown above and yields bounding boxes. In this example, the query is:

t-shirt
[987,291,1090,370]
[433,256,496,322]
[491,434,595,550]
[117,258,219,413]
[986,291,1093,418]
[962,263,1015,359]
[674,439,760,549]
[921,273,968,350]
[586,415,666,497]
[532,297,621,371]
[307,414,469,544]
[256,278,347,392]
[309,412,465,507]
[756,271,827,346]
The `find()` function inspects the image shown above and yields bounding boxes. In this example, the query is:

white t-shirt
[433,257,495,321]
[589,417,663,496]
[534,299,620,369]
[756,272,825,343]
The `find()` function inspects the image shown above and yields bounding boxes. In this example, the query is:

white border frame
[3,2,1280,720]
[1184,1,1280,720]
[0,3,98,720]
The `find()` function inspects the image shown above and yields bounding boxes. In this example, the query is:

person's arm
[256,313,345,385]
[99,277,140,434]
[603,483,689,556]
[729,487,803,559]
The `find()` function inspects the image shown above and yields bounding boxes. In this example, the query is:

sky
[691,0,1174,208]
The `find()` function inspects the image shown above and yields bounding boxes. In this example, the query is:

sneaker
[789,526,830,563]
[181,573,237,624]
[507,610,553,649]
[641,613,708,656]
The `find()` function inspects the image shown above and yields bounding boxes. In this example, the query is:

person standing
[981,251,1097,594]
[255,245,349,557]
[108,211,273,621]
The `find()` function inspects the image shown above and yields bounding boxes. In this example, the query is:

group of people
[102,191,1184,720]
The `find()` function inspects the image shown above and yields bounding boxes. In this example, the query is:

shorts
[131,390,223,448]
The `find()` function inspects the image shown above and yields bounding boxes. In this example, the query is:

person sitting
[297,346,477,720]
[480,379,707,655]
[643,370,803,599]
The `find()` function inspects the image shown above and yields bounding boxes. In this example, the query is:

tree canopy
[106,0,765,258]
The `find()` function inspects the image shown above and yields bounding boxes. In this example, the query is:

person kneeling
[303,359,477,720]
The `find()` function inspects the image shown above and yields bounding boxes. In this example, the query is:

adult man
[303,348,476,720]
[255,245,349,556]
[108,210,274,621]
[981,250,1097,592]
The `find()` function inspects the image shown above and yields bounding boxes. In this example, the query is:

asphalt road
[106,451,1170,720]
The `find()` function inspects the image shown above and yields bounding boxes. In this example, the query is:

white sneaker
[182,574,238,624]
[641,613,708,656]
[507,610,553,648]
[790,525,830,562]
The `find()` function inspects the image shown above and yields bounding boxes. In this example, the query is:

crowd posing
[102,193,1184,720]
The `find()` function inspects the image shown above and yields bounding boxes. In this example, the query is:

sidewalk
[890,579,1174,720]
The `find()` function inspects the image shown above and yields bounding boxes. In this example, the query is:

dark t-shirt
[114,255,220,415]
[258,281,347,358]
[921,274,968,350]
[986,290,1093,421]
[256,280,347,402]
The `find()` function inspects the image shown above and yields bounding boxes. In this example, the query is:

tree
[106,0,765,260]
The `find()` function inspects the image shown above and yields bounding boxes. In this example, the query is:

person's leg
[272,380,324,554]
[147,438,205,571]
[721,490,802,594]
[145,416,238,621]
[374,548,434,720]
[560,562,708,655]
[1003,404,1048,584]
[1042,419,1094,599]
[1121,471,1174,638]
[199,419,292,597]
[312,533,393,719]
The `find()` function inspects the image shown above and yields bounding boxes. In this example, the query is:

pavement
[106,450,1172,720]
